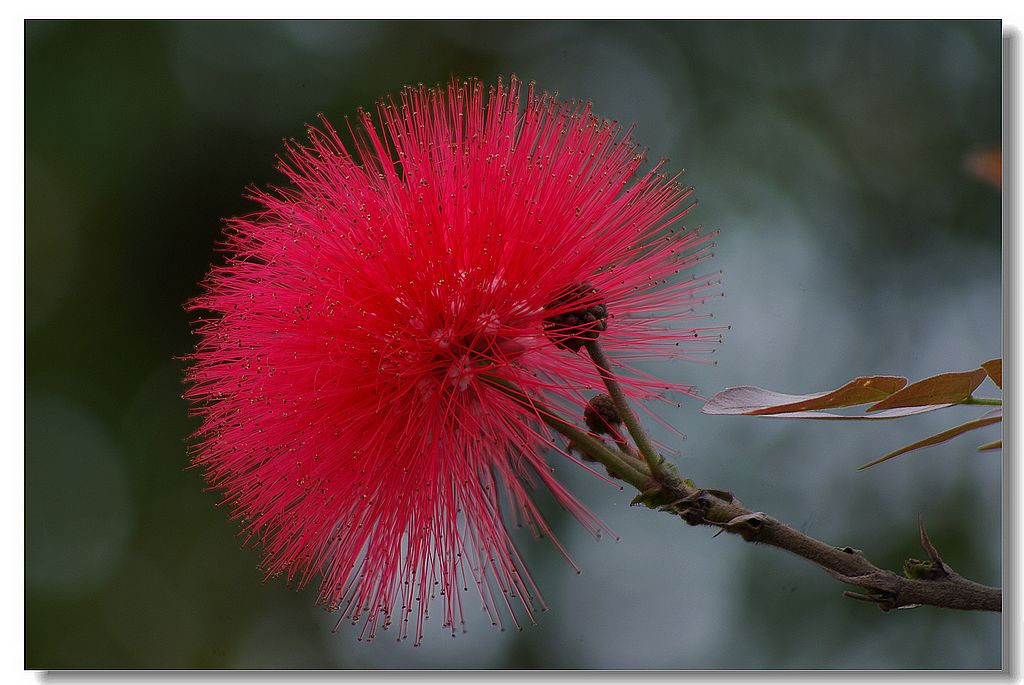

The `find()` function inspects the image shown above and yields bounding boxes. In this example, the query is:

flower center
[416,311,525,397]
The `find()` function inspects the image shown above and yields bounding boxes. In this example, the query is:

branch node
[719,512,769,541]
[903,558,946,581]
[705,488,736,504]
[655,485,712,524]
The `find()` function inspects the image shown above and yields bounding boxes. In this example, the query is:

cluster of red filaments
[186,76,721,644]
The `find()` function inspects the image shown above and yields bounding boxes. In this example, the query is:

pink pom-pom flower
[185,76,719,644]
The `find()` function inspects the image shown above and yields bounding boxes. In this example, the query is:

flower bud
[584,393,622,436]
[542,282,608,352]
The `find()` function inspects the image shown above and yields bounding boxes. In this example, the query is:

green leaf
[857,409,1002,470]
[981,358,1002,389]
[702,376,907,416]
[630,487,671,509]
[903,558,945,580]
[866,368,988,411]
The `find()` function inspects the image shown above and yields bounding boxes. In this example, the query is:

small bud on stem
[543,282,608,353]
[584,394,622,435]
[584,393,632,454]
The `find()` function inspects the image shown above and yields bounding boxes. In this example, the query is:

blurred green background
[25,20,1002,669]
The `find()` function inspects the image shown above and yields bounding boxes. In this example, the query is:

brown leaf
[981,358,1002,389]
[701,376,907,416]
[866,369,987,411]
[976,440,1002,452]
[965,146,1001,190]
[858,410,1002,470]
[749,404,956,420]
[748,376,908,415]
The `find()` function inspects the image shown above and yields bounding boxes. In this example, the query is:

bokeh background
[25,20,1002,669]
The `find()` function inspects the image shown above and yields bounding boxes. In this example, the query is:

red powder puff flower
[185,76,719,644]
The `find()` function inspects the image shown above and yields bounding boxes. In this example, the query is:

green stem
[963,397,1002,406]
[583,339,666,480]
[607,426,634,456]
[480,375,654,491]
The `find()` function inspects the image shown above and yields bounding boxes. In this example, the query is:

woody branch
[488,341,1002,615]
